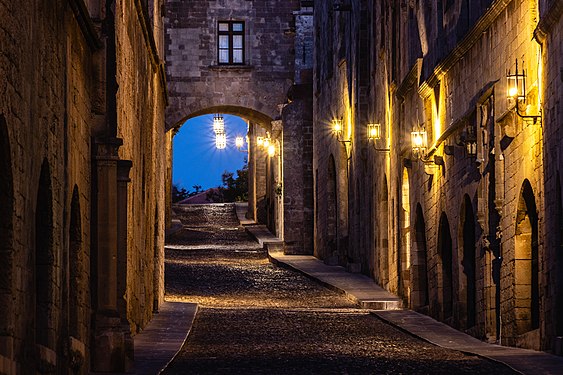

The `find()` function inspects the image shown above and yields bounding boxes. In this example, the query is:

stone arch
[460,194,476,329]
[413,204,429,309]
[168,104,275,132]
[401,168,411,304]
[69,185,83,341]
[556,173,563,337]
[327,154,338,263]
[380,175,390,287]
[514,179,539,334]
[0,115,13,342]
[35,158,55,349]
[438,212,453,321]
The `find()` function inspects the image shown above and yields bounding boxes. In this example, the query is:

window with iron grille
[218,21,245,64]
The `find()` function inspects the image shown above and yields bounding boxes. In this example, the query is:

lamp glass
[215,132,227,149]
[368,123,381,140]
[267,144,276,157]
[411,130,427,155]
[507,65,526,102]
[213,115,225,134]
[263,137,270,148]
[256,136,264,147]
[235,136,244,149]
[333,119,342,134]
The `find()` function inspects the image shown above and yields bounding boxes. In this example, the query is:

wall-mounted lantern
[235,135,248,153]
[267,144,276,158]
[411,129,427,159]
[506,59,541,124]
[367,123,380,140]
[465,126,477,158]
[332,118,351,148]
[367,123,389,152]
[332,118,343,135]
[257,136,264,147]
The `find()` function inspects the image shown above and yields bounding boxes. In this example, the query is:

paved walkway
[138,203,563,374]
[241,210,563,375]
[133,301,197,374]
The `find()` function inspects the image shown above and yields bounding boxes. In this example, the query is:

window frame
[217,21,245,65]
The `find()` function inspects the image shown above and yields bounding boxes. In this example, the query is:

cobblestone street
[163,204,515,374]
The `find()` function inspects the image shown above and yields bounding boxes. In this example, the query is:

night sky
[172,114,248,192]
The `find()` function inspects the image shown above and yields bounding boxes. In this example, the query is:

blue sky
[173,114,248,192]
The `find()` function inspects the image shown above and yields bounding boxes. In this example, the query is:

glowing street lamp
[215,131,226,150]
[267,144,276,157]
[506,59,541,124]
[235,135,244,149]
[332,118,343,135]
[411,129,427,159]
[367,123,381,140]
[213,114,225,134]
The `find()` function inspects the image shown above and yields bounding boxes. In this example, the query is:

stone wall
[165,0,299,128]
[0,0,167,372]
[313,0,561,352]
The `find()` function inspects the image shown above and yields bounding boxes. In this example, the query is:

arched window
[35,159,55,349]
[514,180,539,334]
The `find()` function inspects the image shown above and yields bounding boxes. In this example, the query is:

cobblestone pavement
[163,204,515,375]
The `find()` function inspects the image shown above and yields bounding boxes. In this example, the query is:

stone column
[91,137,130,372]
[281,83,314,255]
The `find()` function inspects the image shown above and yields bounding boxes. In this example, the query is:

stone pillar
[117,159,134,369]
[91,137,130,372]
[247,124,258,222]
[282,83,314,255]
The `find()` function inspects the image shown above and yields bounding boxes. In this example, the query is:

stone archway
[438,213,453,322]
[514,180,539,335]
[35,158,55,350]
[460,194,476,329]
[0,115,13,352]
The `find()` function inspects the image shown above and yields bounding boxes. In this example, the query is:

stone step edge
[268,254,403,311]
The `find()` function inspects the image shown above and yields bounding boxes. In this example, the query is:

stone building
[165,0,314,254]
[313,0,562,354]
[0,0,168,373]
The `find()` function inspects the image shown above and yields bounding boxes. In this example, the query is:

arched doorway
[413,204,429,310]
[438,213,453,322]
[327,154,338,264]
[0,115,13,350]
[401,168,411,304]
[69,186,84,341]
[556,174,563,338]
[514,180,539,334]
[461,195,476,329]
[35,158,55,349]
[380,176,390,288]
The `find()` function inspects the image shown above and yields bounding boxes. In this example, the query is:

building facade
[313,0,562,353]
[165,0,315,254]
[0,0,168,373]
